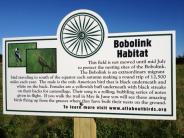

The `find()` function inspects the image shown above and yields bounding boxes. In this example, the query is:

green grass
[0,65,184,137]
[8,43,37,67]
[26,49,56,73]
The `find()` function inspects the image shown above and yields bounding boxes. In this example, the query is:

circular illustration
[60,12,105,58]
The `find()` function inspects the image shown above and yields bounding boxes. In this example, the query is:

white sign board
[3,9,176,120]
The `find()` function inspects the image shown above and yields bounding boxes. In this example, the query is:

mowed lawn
[0,64,184,138]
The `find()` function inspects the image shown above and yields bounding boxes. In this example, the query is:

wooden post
[74,118,96,138]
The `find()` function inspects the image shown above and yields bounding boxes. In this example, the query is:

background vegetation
[0,56,184,137]
[177,55,184,64]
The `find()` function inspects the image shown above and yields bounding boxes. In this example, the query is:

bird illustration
[14,48,22,62]
[38,55,52,72]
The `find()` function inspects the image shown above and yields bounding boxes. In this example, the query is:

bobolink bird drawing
[38,56,52,72]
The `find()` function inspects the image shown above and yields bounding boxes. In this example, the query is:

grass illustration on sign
[26,48,57,73]
[8,43,37,67]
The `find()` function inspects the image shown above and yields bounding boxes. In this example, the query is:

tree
[176,54,184,64]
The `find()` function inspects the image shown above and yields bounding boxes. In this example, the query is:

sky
[0,0,184,56]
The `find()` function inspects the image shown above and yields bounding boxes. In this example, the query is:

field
[0,65,184,138]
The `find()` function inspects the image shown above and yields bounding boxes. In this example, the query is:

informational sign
[3,9,176,120]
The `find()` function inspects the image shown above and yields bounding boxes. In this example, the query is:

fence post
[74,118,96,138]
